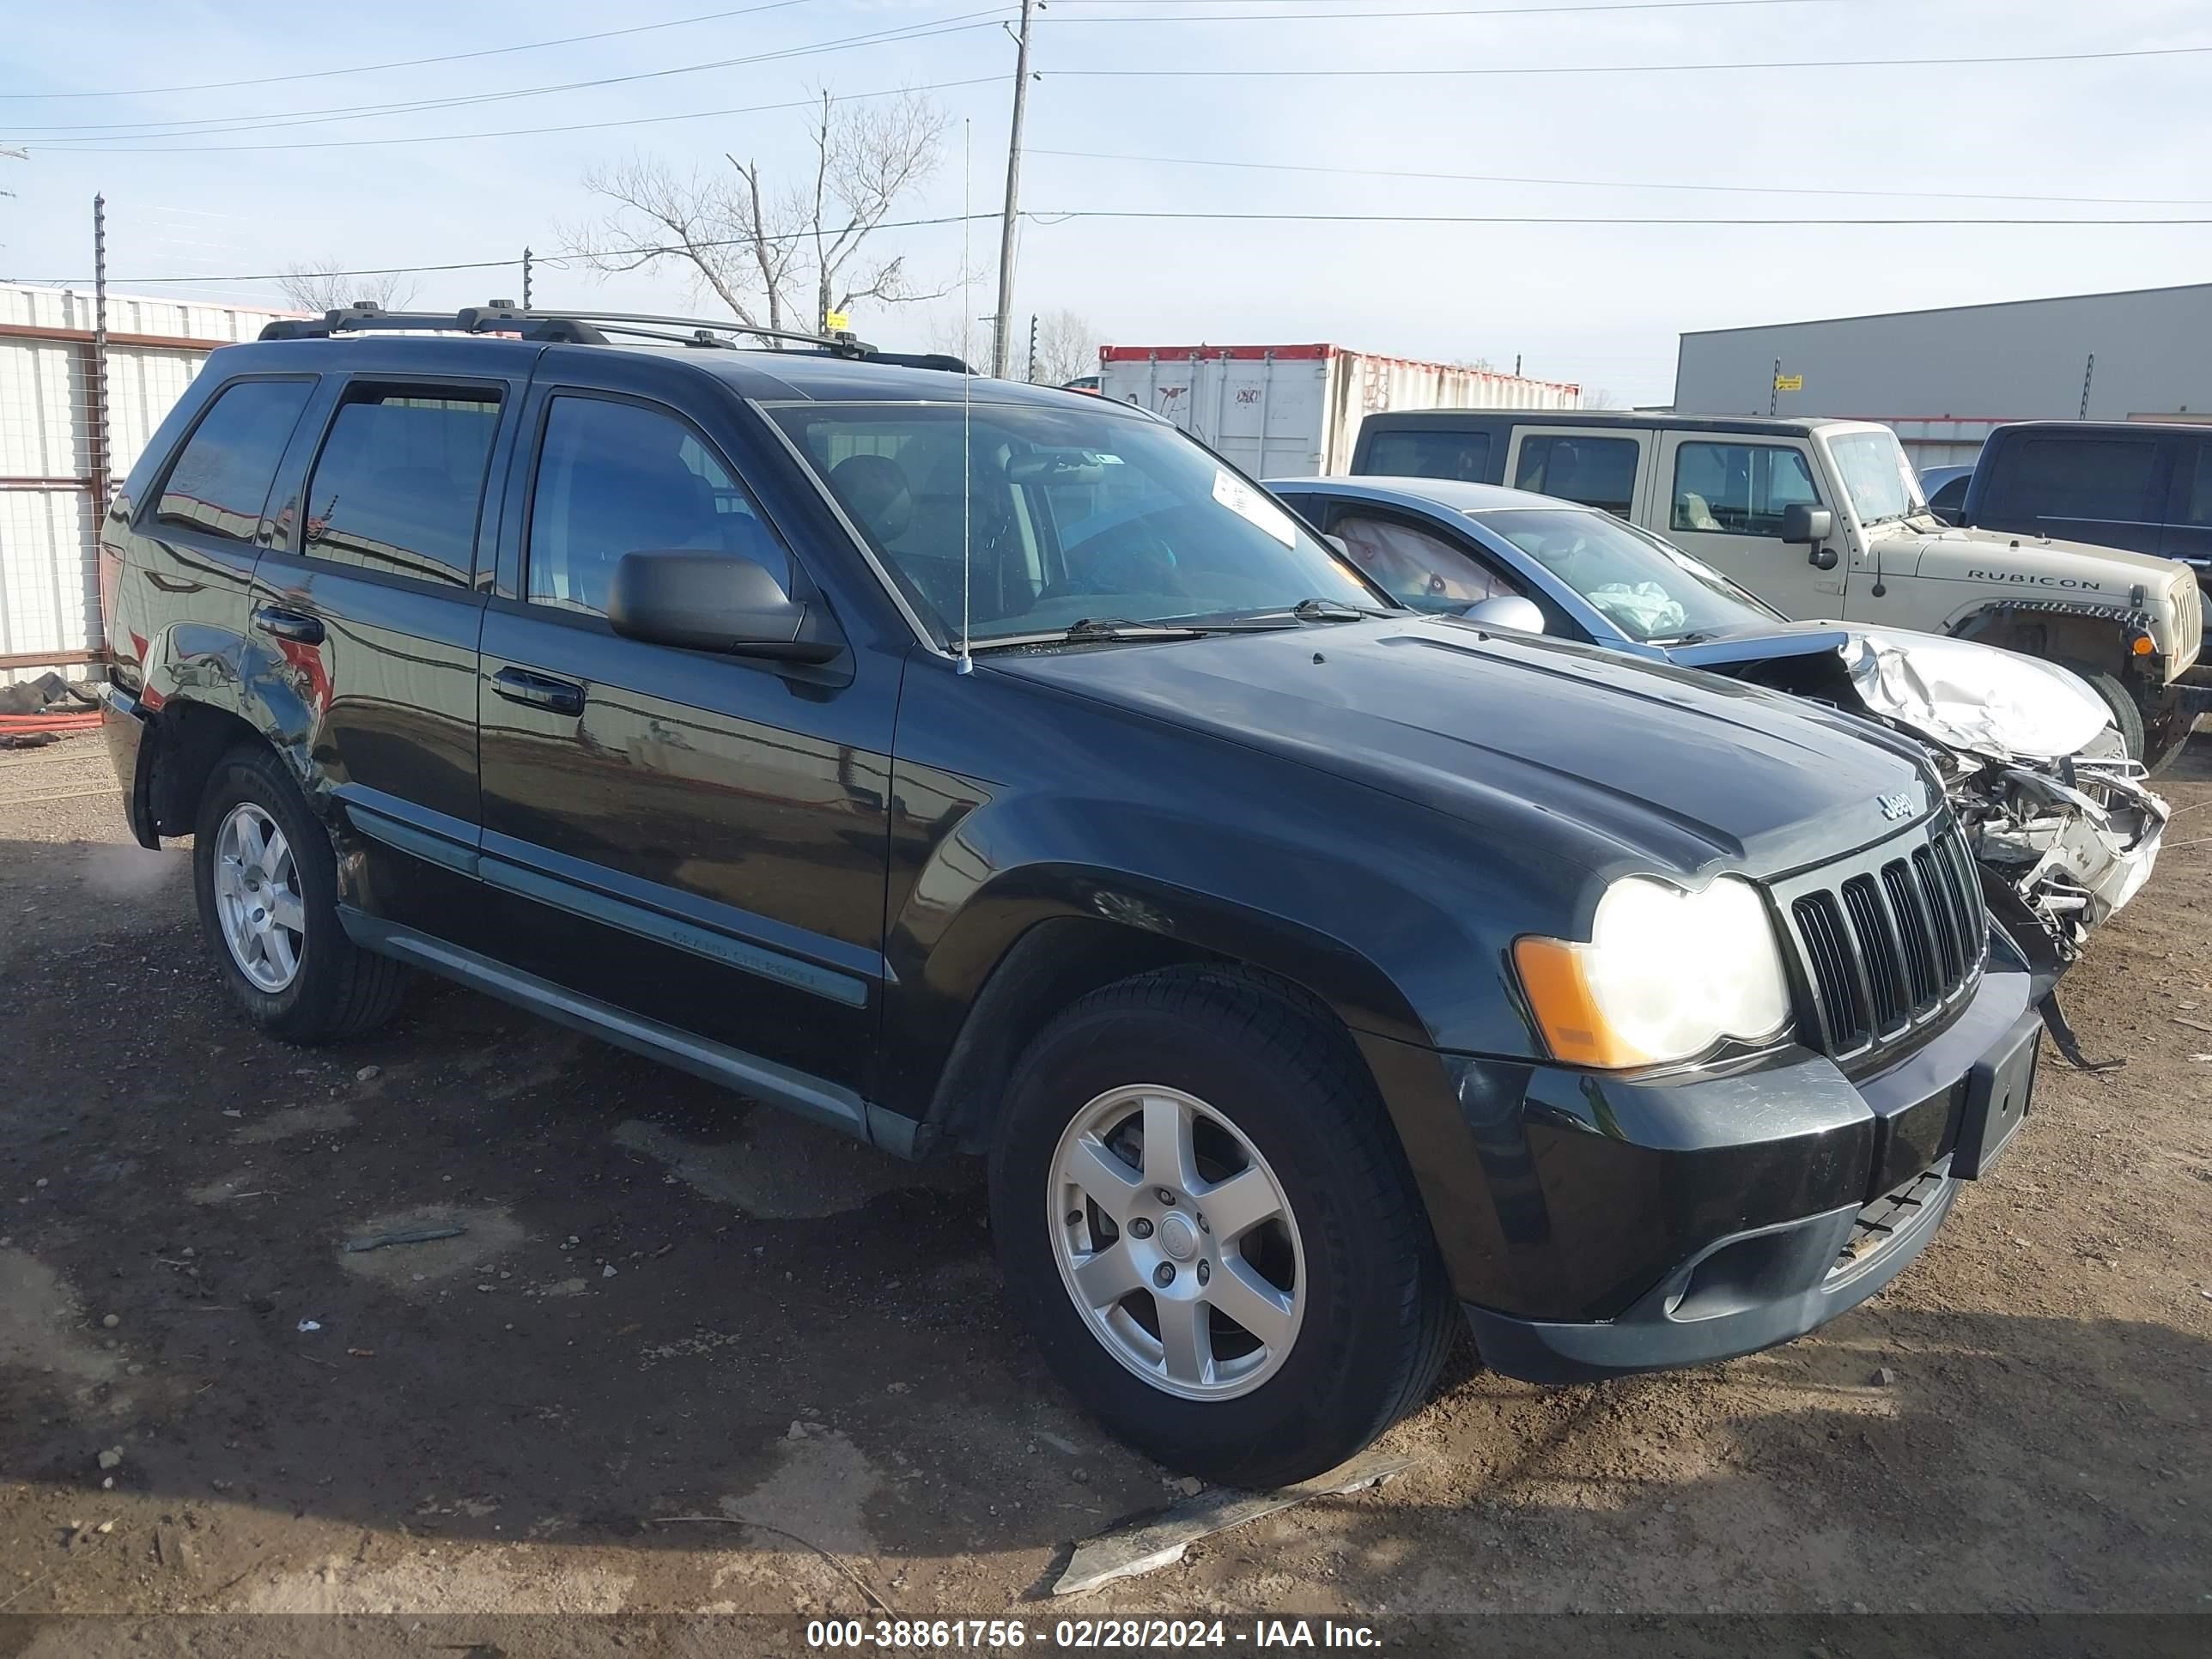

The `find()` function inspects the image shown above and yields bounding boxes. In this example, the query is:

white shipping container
[0,283,298,683]
[1097,344,1580,478]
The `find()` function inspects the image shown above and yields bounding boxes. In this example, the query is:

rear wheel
[192,744,407,1043]
[988,969,1455,1486]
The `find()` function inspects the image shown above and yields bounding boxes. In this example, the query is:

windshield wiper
[1290,597,1380,622]
[967,615,1296,652]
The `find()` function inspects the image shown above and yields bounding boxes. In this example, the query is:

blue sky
[3,0,2209,404]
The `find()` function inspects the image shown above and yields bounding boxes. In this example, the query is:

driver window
[1333,512,1524,611]
[1671,442,1820,538]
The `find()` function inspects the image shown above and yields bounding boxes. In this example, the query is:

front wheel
[988,970,1455,1486]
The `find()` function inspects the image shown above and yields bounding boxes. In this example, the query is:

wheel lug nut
[1197,1215,1210,1234]
[1153,1263,1175,1288]
[1128,1218,1154,1239]
[1156,1188,1176,1206]
[1196,1261,1210,1285]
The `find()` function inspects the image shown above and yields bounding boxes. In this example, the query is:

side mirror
[607,550,841,664]
[1782,503,1833,545]
[1462,594,1547,635]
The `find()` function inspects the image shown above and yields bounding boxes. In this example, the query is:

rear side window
[1512,435,1639,517]
[157,380,314,542]
[1670,441,1821,536]
[526,396,789,618]
[1363,428,1492,483]
[1984,435,2156,522]
[2180,441,2212,526]
[303,385,501,586]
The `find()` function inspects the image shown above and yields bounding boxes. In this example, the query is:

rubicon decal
[1966,568,2101,589]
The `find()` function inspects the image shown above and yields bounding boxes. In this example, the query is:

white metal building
[1671,281,2212,470]
[0,283,297,684]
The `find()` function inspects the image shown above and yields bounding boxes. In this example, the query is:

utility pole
[992,0,1036,379]
[522,246,534,309]
[90,197,111,508]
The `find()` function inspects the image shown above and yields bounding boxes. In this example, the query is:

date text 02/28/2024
[805,1619,1382,1649]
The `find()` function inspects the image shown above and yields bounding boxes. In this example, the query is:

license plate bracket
[1954,1012,2039,1179]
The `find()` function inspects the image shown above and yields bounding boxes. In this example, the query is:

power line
[21,202,2209,289]
[1030,145,2212,208]
[1052,40,2212,75]
[1030,208,2212,224]
[22,78,1001,156]
[3,9,1012,143]
[1048,0,1856,18]
[0,0,820,101]
[17,213,1002,288]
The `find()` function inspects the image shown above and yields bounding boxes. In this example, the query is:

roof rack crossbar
[252,301,974,373]
[258,300,881,357]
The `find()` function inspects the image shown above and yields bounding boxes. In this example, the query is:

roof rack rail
[254,301,972,372]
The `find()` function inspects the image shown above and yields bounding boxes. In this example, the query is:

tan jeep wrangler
[1351,410,2205,762]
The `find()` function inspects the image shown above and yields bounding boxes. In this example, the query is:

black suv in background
[1960,420,2212,587]
[103,307,2039,1485]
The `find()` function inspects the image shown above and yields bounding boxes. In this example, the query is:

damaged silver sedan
[1267,477,2168,988]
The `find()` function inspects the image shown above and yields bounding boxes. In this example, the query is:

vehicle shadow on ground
[0,836,2206,1613]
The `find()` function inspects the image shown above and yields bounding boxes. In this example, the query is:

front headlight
[1513,875,1793,1068]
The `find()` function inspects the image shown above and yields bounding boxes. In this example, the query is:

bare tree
[276,259,416,314]
[1030,307,1102,384]
[567,88,952,336]
[1578,385,1624,409]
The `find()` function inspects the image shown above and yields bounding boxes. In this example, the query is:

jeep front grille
[1784,820,1984,1060]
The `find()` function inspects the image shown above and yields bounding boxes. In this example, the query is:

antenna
[957,117,975,676]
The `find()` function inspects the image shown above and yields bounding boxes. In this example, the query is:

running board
[337,908,928,1156]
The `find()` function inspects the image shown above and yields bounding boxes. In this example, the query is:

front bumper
[1449,960,2036,1383]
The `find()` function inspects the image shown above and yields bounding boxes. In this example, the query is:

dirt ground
[1,727,2208,1648]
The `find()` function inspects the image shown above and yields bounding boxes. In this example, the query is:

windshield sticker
[1213,469,1297,545]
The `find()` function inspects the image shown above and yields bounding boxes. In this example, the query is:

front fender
[877,663,1586,1126]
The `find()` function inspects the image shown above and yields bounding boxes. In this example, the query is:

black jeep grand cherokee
[101,307,2040,1486]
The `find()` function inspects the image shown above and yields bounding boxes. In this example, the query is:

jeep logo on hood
[1877,789,1919,822]
[1966,568,2101,589]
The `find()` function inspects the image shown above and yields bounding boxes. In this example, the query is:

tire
[2061,661,2145,762]
[191,743,407,1044]
[988,969,1455,1487]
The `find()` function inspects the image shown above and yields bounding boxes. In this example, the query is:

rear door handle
[491,667,586,717]
[252,605,325,646]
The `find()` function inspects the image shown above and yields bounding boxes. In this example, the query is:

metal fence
[0,282,297,685]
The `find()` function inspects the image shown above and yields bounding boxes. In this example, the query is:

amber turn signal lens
[1511,936,1650,1070]
[2130,633,2155,656]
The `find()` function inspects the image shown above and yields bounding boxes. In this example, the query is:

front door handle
[252,605,325,646]
[491,667,586,717]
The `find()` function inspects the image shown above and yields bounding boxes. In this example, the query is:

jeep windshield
[769,400,1385,647]
[1828,429,1933,529]
[1470,506,1781,644]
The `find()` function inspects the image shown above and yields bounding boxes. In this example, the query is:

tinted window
[1364,428,1492,483]
[528,397,788,617]
[1928,473,1971,519]
[157,379,314,541]
[1670,441,1821,537]
[1512,435,1639,517]
[1986,436,2157,522]
[1334,512,1523,611]
[2179,442,2212,526]
[303,386,501,586]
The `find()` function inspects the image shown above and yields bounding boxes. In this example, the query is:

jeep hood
[1890,522,2189,588]
[988,617,1931,881]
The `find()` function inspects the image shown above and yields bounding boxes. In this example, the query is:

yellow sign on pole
[1773,373,1803,392]
[823,311,852,333]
